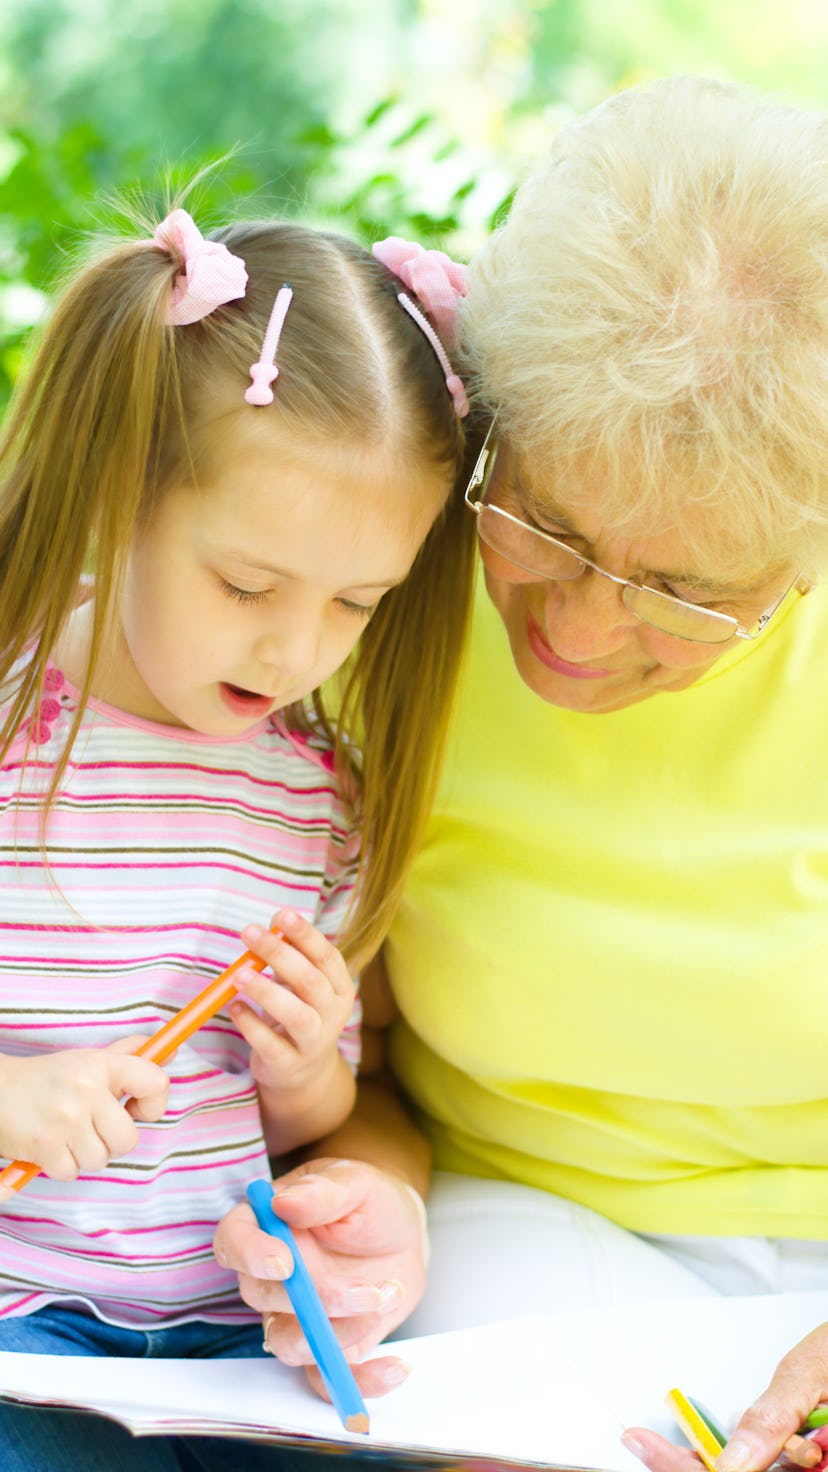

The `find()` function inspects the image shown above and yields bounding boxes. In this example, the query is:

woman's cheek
[636,625,728,675]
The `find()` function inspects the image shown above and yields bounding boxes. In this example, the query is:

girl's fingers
[68,1120,114,1175]
[230,998,307,1060]
[92,1096,140,1160]
[235,965,324,1027]
[40,1144,84,1183]
[243,947,331,1012]
[232,975,330,1054]
[244,913,353,1000]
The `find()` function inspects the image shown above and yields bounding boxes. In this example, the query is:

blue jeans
[0,1304,355,1472]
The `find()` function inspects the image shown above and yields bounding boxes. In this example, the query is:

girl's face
[91,420,450,734]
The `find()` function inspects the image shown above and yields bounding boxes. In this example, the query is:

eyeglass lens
[473,433,738,645]
[475,507,738,643]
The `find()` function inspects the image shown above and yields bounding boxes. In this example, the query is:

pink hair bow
[152,209,248,326]
[372,236,468,346]
[373,236,470,417]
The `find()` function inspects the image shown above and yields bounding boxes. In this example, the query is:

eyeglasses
[464,425,798,646]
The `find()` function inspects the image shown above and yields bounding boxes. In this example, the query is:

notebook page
[0,1316,640,1470]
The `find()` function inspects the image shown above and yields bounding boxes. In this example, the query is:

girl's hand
[213,1157,429,1400]
[229,910,356,1095]
[623,1324,828,1472]
[0,1039,169,1185]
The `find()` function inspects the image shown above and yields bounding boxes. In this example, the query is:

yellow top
[387,575,828,1237]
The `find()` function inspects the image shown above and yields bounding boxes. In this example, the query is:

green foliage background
[2,0,828,410]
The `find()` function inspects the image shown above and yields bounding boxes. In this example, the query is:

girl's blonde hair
[0,216,475,969]
[460,74,828,580]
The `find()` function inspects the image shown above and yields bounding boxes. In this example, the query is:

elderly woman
[219,75,828,1472]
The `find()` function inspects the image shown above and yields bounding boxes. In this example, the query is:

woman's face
[479,447,797,715]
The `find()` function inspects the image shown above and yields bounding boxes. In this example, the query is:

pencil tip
[346,1412,370,1435]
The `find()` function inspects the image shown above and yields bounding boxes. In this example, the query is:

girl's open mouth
[218,683,273,718]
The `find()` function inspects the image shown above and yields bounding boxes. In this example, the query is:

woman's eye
[658,579,691,600]
[526,514,577,544]
[657,580,721,609]
[534,519,570,539]
[219,579,270,606]
[512,499,574,539]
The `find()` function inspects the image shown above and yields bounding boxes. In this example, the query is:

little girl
[0,207,474,1470]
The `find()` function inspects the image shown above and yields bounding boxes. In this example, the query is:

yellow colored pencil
[666,1388,725,1472]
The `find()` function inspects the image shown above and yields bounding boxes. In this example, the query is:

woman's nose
[543,568,639,658]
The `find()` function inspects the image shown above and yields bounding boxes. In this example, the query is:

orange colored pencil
[0,930,281,1195]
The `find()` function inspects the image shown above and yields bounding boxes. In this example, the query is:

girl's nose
[253,619,321,680]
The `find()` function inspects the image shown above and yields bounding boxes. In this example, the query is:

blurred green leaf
[363,97,398,127]
[14,0,823,416]
[390,113,433,147]
[296,123,341,149]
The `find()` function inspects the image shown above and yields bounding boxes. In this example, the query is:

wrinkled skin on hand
[624,1324,828,1472]
[213,1156,428,1400]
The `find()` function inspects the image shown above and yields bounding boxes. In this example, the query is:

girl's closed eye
[336,597,378,620]
[218,578,271,606]
[219,572,379,619]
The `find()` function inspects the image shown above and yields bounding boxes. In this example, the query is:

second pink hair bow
[372,236,468,347]
[152,209,248,326]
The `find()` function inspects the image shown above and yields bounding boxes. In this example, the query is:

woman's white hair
[460,75,828,579]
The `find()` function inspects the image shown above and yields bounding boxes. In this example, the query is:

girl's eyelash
[219,577,376,618]
[219,579,270,606]
[337,599,376,619]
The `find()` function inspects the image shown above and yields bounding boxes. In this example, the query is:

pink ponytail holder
[373,236,468,345]
[152,209,248,326]
[373,235,469,417]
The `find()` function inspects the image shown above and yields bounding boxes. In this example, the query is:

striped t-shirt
[0,663,361,1327]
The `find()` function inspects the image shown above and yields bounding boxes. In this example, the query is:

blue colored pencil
[246,1179,370,1434]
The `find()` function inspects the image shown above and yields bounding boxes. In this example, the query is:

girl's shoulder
[268,716,337,776]
[0,657,75,757]
[268,711,361,820]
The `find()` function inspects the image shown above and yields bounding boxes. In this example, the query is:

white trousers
[397,1172,828,1339]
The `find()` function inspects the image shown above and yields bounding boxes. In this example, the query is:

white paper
[3,1290,828,1468]
[561,1289,828,1443]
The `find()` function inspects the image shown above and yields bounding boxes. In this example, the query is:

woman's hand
[0,1039,169,1188]
[213,1156,429,1400]
[228,910,356,1094]
[623,1324,828,1472]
